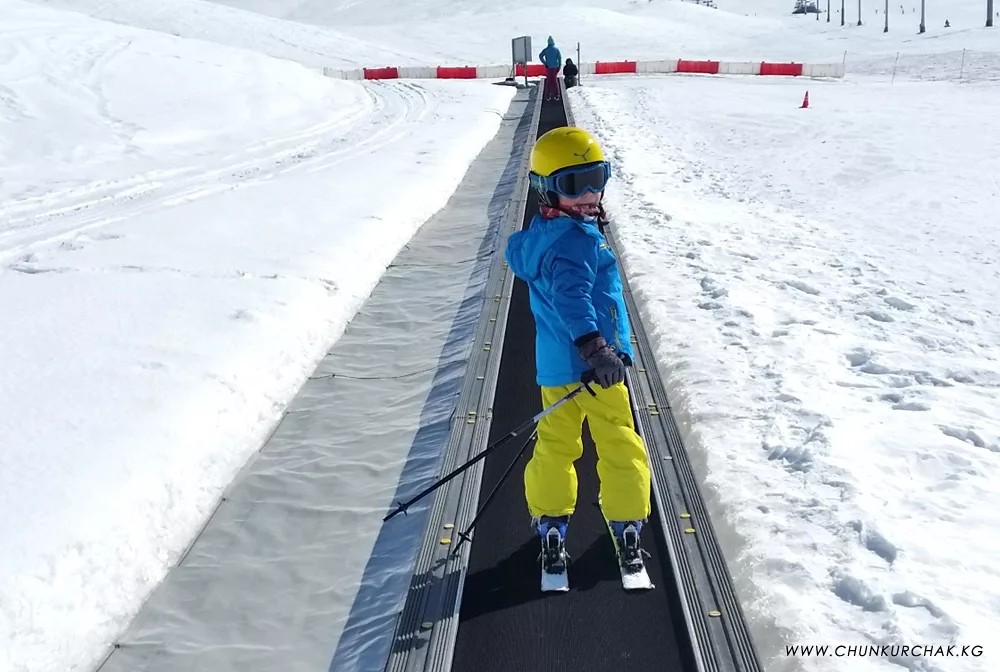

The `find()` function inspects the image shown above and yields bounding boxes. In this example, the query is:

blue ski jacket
[539,40,562,70]
[505,213,633,387]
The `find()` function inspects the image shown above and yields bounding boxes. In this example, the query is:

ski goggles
[531,161,611,198]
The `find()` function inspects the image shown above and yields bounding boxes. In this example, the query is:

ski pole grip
[580,370,598,396]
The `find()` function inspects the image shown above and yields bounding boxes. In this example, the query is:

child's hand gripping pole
[577,334,626,389]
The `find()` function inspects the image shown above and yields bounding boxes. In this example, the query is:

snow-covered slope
[213,0,1000,68]
[25,0,439,68]
[28,0,800,65]
[33,0,1000,75]
[0,8,365,229]
[4,0,1000,670]
[1,2,513,671]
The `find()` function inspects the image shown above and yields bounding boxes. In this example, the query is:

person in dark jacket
[563,58,579,89]
[538,36,562,102]
[505,126,652,578]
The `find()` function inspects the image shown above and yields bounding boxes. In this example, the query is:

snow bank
[0,2,514,670]
[572,75,1000,671]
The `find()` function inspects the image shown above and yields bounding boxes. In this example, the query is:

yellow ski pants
[524,381,652,522]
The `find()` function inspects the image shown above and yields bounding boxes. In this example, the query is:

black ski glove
[576,334,625,389]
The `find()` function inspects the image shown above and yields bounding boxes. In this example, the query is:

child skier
[504,127,653,588]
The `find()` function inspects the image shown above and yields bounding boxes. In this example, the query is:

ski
[538,517,570,592]
[541,566,569,592]
[608,520,654,591]
[619,561,654,591]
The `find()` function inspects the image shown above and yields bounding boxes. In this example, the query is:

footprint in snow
[700,276,728,300]
[945,367,1000,388]
[695,277,728,311]
[780,317,819,326]
[779,279,821,296]
[766,444,815,472]
[763,410,832,474]
[849,520,898,564]
[231,309,260,323]
[9,264,59,275]
[859,309,895,323]
[831,572,888,612]
[877,392,932,412]
[938,425,998,452]
[845,347,875,368]
[883,295,918,311]
[892,591,961,650]
[892,591,952,623]
[844,348,953,388]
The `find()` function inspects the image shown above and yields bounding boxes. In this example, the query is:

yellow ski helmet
[529,127,611,207]
[530,127,606,177]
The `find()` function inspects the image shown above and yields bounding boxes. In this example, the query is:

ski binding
[538,519,570,592]
[611,521,654,591]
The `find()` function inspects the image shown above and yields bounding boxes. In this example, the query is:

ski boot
[534,515,570,592]
[609,520,653,590]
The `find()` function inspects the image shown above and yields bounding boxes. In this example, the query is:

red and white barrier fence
[322,59,846,81]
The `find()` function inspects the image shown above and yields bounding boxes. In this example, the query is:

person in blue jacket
[505,126,652,576]
[538,36,563,102]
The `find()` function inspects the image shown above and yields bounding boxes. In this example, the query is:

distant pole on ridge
[858,0,863,25]
[577,42,582,85]
[842,0,846,25]
[884,0,889,30]
[989,0,994,27]
[920,0,925,32]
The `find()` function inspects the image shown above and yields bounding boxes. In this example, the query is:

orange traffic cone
[800,91,809,108]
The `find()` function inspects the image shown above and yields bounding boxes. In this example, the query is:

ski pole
[383,375,596,522]
[451,429,538,555]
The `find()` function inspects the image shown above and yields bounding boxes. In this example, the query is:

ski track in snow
[1,75,431,262]
[573,78,1000,672]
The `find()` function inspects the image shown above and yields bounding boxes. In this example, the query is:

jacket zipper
[609,305,622,352]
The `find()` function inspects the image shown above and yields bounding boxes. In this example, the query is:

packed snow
[3,0,999,670]
[572,75,1000,671]
[26,0,438,69]
[1,2,513,670]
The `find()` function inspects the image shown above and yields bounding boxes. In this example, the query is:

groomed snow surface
[2,0,999,670]
[1,2,513,671]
